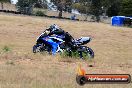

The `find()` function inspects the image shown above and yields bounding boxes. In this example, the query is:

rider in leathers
[43,24,75,55]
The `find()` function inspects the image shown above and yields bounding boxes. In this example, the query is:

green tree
[72,3,87,14]
[119,0,132,16]
[75,0,102,21]
[17,0,40,14]
[0,0,10,9]
[101,0,113,16]
[91,0,102,18]
[107,0,122,16]
[51,0,73,17]
[78,0,91,14]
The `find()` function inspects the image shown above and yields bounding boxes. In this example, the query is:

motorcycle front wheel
[33,44,43,53]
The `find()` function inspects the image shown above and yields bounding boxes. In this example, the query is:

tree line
[49,0,131,17]
[0,0,132,17]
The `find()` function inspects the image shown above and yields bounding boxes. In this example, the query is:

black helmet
[49,24,59,32]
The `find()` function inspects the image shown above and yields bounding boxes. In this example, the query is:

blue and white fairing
[75,37,91,45]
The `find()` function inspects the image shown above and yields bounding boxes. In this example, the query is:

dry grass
[0,14,132,88]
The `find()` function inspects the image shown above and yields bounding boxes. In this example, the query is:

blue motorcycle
[33,30,94,59]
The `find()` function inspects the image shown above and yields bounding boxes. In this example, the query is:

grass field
[0,14,132,88]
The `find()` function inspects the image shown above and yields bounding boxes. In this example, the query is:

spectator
[71,15,76,20]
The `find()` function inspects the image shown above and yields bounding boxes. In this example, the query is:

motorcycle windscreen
[77,37,91,45]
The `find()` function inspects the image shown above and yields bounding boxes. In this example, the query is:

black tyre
[86,47,94,58]
[33,45,37,53]
[78,46,94,59]
[33,44,42,53]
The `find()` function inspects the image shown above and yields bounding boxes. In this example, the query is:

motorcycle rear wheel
[79,47,94,59]
[86,47,94,58]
